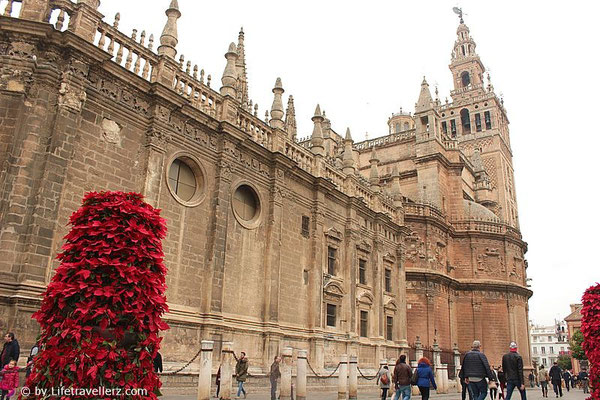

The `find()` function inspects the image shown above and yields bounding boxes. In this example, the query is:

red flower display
[23,192,169,399]
[581,283,600,400]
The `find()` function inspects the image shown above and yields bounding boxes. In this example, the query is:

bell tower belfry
[449,15,486,100]
[439,10,520,229]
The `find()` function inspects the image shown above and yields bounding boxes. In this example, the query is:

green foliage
[557,354,572,370]
[570,330,587,360]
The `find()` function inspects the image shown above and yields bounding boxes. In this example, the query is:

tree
[557,354,572,371]
[23,192,169,399]
[570,330,587,360]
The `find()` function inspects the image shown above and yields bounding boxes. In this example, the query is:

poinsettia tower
[23,192,169,398]
[581,283,600,400]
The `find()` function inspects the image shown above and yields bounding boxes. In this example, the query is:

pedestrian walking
[498,366,506,400]
[459,368,474,400]
[377,365,392,400]
[578,368,589,394]
[392,354,413,400]
[216,366,221,398]
[461,340,495,400]
[415,357,437,400]
[0,333,19,368]
[269,356,281,400]
[235,351,249,399]
[528,372,535,388]
[25,341,40,378]
[569,370,576,390]
[538,365,550,398]
[0,359,19,400]
[153,351,163,373]
[502,342,526,400]
[548,362,563,397]
[489,365,499,400]
[562,370,571,391]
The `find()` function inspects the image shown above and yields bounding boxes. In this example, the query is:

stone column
[19,0,50,21]
[338,354,348,400]
[441,363,449,393]
[280,347,293,400]
[197,340,214,400]
[348,355,358,400]
[297,349,307,400]
[415,336,424,361]
[219,342,234,400]
[453,343,462,393]
[433,340,445,393]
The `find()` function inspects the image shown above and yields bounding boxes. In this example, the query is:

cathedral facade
[0,0,531,379]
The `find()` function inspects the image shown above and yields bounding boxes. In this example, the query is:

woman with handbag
[377,365,392,400]
[489,365,499,400]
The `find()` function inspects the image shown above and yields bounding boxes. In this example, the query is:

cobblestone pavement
[163,386,590,400]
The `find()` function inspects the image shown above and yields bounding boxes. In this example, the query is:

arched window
[404,122,409,131]
[461,71,471,87]
[395,123,400,133]
[460,108,471,134]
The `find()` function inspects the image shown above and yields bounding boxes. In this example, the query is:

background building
[565,304,584,374]
[530,321,569,368]
[0,0,532,388]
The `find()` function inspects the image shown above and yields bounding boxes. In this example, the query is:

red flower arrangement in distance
[22,192,169,399]
[581,283,600,400]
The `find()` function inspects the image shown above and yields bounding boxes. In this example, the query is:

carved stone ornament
[0,67,33,92]
[58,71,87,112]
[324,226,343,242]
[145,127,170,148]
[356,290,374,306]
[101,118,121,145]
[8,41,36,58]
[323,280,344,300]
[218,161,233,180]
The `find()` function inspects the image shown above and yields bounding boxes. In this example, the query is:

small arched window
[395,123,400,133]
[460,108,471,134]
[404,122,409,131]
[461,71,471,87]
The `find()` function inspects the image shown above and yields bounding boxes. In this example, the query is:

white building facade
[530,321,569,368]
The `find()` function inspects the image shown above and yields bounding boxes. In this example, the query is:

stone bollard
[281,347,293,400]
[338,354,348,400]
[348,355,358,399]
[297,349,307,400]
[219,342,234,400]
[197,340,214,400]
[441,363,449,393]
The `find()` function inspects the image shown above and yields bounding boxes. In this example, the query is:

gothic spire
[342,128,355,175]
[236,27,249,104]
[369,146,380,193]
[158,0,181,58]
[284,95,297,139]
[270,77,285,129]
[310,105,325,156]
[220,42,238,98]
[415,76,434,113]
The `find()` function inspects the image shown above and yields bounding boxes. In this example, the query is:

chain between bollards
[357,365,382,380]
[306,359,342,379]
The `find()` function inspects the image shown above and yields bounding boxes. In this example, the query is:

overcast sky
[94,0,600,325]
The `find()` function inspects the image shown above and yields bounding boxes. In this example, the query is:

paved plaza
[163,387,590,400]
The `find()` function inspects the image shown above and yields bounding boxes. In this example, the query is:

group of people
[375,354,437,400]
[536,363,590,397]
[374,340,525,400]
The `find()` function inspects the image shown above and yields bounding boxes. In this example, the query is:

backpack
[411,368,419,385]
[381,372,390,385]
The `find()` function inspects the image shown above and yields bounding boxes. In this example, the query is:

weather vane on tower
[452,7,464,23]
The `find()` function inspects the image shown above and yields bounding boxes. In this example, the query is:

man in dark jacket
[392,354,413,400]
[269,356,281,400]
[502,342,526,400]
[548,362,563,397]
[153,351,163,373]
[235,352,249,399]
[462,340,495,400]
[578,368,589,394]
[0,332,20,368]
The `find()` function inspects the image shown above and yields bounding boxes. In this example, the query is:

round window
[168,159,196,201]
[233,185,259,222]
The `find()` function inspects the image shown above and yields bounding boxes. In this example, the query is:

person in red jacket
[0,359,19,400]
